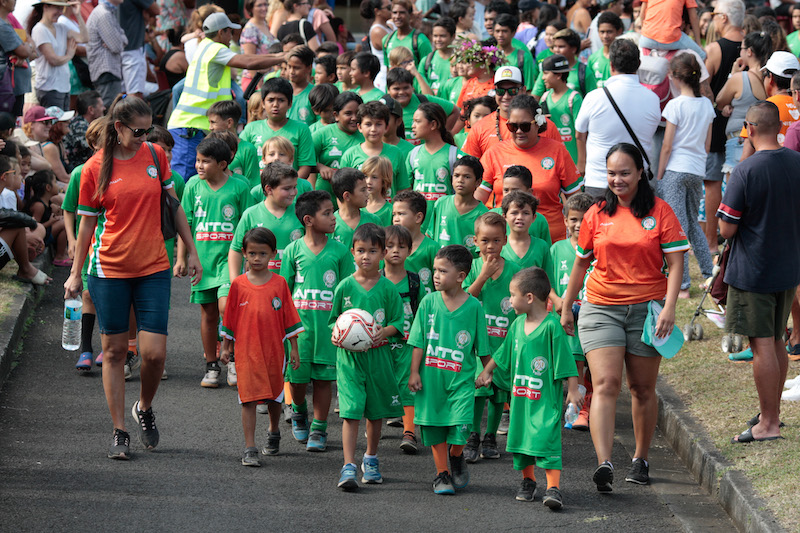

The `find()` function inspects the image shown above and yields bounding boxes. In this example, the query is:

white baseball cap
[763,51,800,78]
[494,66,523,86]
[202,13,242,34]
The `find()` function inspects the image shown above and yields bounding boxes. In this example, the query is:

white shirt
[0,188,17,209]
[575,74,661,189]
[662,95,716,176]
[32,22,71,93]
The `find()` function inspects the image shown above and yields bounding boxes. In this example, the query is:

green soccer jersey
[500,237,553,271]
[533,61,596,98]
[407,235,440,295]
[503,44,538,93]
[329,275,404,349]
[492,313,577,458]
[789,31,800,56]
[181,176,253,291]
[427,196,488,257]
[313,123,365,203]
[340,142,410,195]
[288,84,317,127]
[438,76,464,103]
[368,201,393,227]
[249,178,313,204]
[239,118,316,172]
[383,29,433,66]
[333,208,383,248]
[359,87,385,102]
[419,51,452,95]
[488,208,552,245]
[587,48,611,88]
[392,137,415,159]
[536,48,553,67]
[454,130,467,151]
[549,238,583,357]
[230,139,260,188]
[541,88,583,163]
[281,237,355,365]
[62,164,82,235]
[408,292,491,426]
[164,170,185,267]
[310,120,331,135]
[407,143,463,212]
[230,201,305,273]
[402,93,455,143]
[387,273,425,406]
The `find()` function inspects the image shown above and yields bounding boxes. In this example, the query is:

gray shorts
[705,151,725,182]
[726,285,795,339]
[578,300,662,358]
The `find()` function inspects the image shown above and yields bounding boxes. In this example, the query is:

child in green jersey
[284,45,317,127]
[380,95,416,158]
[335,51,358,93]
[308,83,338,135]
[540,54,583,164]
[250,137,315,203]
[532,28,597,98]
[492,165,551,245]
[281,190,355,451]
[463,212,521,463]
[362,155,393,226]
[587,12,623,88]
[208,100,260,188]
[381,225,425,454]
[427,155,487,257]
[332,224,405,491]
[331,168,383,248]
[386,67,460,144]
[350,52,384,103]
[392,190,441,294]
[315,55,338,85]
[207,131,255,189]
[408,245,491,495]
[476,267,582,510]
[313,92,364,205]
[549,192,594,430]
[501,190,553,273]
[420,17,456,96]
[176,137,253,389]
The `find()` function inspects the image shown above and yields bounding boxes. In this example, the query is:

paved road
[0,269,734,532]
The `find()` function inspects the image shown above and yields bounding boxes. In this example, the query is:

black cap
[541,54,571,73]
[378,95,403,117]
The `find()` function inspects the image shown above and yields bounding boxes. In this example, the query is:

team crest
[403,302,412,316]
[419,268,431,283]
[323,269,336,288]
[436,168,448,182]
[428,313,435,326]
[455,330,471,349]
[500,297,513,314]
[531,356,548,375]
[641,216,656,230]
[146,165,158,179]
[272,297,282,310]
[222,204,235,221]
[290,229,303,241]
[299,108,309,120]
[374,308,386,325]
[464,235,475,247]
[560,114,571,127]
[541,157,555,170]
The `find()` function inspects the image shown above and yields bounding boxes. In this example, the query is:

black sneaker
[386,417,403,428]
[593,461,614,492]
[543,487,563,510]
[433,472,455,495]
[262,431,281,456]
[108,428,130,460]
[480,433,500,459]
[625,458,649,485]
[464,432,481,463]
[400,431,418,454]
[515,477,536,501]
[131,401,159,449]
[449,453,469,489]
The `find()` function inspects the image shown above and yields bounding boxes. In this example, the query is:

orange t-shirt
[480,137,583,242]
[77,144,171,279]
[457,77,495,109]
[462,111,562,159]
[577,199,690,305]
[641,0,698,44]
[739,94,798,144]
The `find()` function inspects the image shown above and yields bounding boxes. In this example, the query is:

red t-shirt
[462,111,562,159]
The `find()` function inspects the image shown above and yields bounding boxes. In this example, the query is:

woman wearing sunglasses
[478,94,583,243]
[64,94,202,460]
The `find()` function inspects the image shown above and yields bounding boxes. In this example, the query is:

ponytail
[417,101,455,145]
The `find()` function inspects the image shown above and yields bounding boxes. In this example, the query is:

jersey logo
[146,165,158,179]
[222,204,235,221]
[455,330,471,349]
[641,216,656,231]
[239,300,249,307]
[541,157,555,170]
[560,114,570,127]
[531,356,548,375]
[463,235,475,248]
[419,268,431,284]
[272,297,282,310]
[427,313,435,325]
[390,341,403,350]
[436,168,448,182]
[343,296,352,307]
[323,270,337,288]
[330,137,338,145]
[560,259,568,270]
[299,108,309,120]
[390,395,401,406]
[500,297,513,314]
[290,229,303,241]
[194,195,206,218]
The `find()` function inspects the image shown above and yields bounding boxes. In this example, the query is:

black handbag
[145,142,180,240]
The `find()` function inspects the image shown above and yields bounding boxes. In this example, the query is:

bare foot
[678,289,691,299]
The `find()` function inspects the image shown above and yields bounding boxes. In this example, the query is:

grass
[662,257,800,531]
[0,262,25,323]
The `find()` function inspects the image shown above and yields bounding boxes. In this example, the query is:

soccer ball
[333,309,376,352]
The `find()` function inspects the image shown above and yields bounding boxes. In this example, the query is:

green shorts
[391,341,415,406]
[190,286,221,305]
[578,300,661,358]
[513,452,562,471]
[285,360,337,384]
[418,424,470,447]
[337,347,403,420]
[726,286,795,339]
[476,384,509,404]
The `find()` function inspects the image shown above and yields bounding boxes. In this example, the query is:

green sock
[472,397,485,433]
[292,401,307,414]
[486,401,504,435]
[310,419,327,432]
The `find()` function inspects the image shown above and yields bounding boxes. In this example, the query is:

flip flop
[731,426,784,444]
[12,269,51,286]
[53,258,73,267]
[75,352,92,371]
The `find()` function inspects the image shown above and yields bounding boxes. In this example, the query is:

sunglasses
[495,86,521,97]
[122,123,155,137]
[507,121,534,133]
[743,120,758,129]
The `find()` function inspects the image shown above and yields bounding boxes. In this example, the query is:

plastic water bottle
[61,298,82,351]
[564,385,588,428]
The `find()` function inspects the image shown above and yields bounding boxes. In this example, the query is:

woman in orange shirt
[64,95,202,461]
[478,94,582,242]
[560,143,689,491]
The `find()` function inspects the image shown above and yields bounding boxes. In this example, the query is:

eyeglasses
[506,121,534,133]
[122,123,154,137]
[743,120,758,128]
[495,86,521,97]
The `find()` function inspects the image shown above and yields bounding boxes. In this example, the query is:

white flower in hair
[534,107,546,127]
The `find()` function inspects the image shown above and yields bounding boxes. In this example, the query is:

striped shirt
[86,1,127,82]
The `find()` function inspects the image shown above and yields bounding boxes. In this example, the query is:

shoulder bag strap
[602,86,651,168]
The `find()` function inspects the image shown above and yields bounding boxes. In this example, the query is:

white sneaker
[784,374,800,389]
[201,363,221,388]
[781,382,800,401]
[161,367,168,380]
[227,361,237,387]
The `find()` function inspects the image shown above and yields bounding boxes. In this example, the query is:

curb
[656,376,785,533]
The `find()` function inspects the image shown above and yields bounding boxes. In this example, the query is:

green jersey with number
[407,235,440,295]
[492,313,577,458]
[407,144,463,212]
[408,292,491,426]
[427,196,488,257]
[333,209,383,249]
[182,176,253,291]
[239,118,316,172]
[288,84,317,126]
[230,201,305,273]
[489,208,552,245]
[501,237,553,271]
[340,143,410,195]
[230,139,260,188]
[281,238,355,364]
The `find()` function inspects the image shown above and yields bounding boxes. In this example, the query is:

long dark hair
[23,170,55,213]
[669,53,701,97]
[416,102,455,145]
[599,143,655,218]
[26,4,44,35]
[96,95,152,199]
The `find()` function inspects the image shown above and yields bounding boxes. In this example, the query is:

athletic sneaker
[291,410,309,443]
[94,352,103,367]
[123,351,140,381]
[338,463,358,491]
[282,403,293,422]
[728,347,753,362]
[131,401,159,449]
[543,487,563,510]
[386,417,403,427]
[361,456,383,484]
[161,367,168,380]
[262,431,281,456]
[516,478,536,501]
[241,447,260,467]
[481,433,500,459]
[432,472,455,495]
[227,361,237,387]
[400,431,418,454]
[256,402,270,415]
[625,458,649,484]
[497,411,510,435]
[593,461,614,492]
[464,432,481,463]
[306,430,328,452]
[449,453,469,489]
[108,428,130,460]
[201,361,221,388]
[75,351,92,371]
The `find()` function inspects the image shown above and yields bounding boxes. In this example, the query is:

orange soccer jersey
[221,274,304,403]
[462,111,562,159]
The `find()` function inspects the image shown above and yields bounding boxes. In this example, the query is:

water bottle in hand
[62,298,82,351]
[564,403,579,428]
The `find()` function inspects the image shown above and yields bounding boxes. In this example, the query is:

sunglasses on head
[506,121,534,133]
[122,123,154,137]
[495,86,521,97]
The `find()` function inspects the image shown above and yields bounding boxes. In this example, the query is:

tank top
[159,48,185,88]
[725,71,760,136]
[370,22,392,67]
[710,38,742,152]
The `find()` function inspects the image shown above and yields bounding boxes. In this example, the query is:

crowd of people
[1,0,799,507]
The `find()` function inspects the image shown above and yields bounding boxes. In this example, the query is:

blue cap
[640,300,684,359]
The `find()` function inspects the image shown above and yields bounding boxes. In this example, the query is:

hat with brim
[23,105,56,124]
[378,95,403,117]
[494,66,523,85]
[202,12,242,34]
[763,51,800,79]
[641,300,684,359]
[541,54,571,74]
[45,106,75,122]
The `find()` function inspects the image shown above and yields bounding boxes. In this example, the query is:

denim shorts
[87,269,171,335]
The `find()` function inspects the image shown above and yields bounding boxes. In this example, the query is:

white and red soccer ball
[333,309,377,352]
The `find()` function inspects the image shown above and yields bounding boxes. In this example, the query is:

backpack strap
[409,145,422,178]
[407,270,421,315]
[540,89,552,115]
[425,51,435,75]
[448,144,458,171]
[417,93,428,104]
[578,62,586,95]
[516,49,524,69]
[567,90,576,116]
[411,29,420,63]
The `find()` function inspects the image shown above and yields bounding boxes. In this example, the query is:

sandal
[746,413,785,428]
[75,352,93,371]
[731,426,784,444]
[53,258,73,267]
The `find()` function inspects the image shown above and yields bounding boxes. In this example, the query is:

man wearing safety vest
[168,13,284,180]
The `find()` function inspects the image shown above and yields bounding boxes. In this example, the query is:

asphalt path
[0,268,734,532]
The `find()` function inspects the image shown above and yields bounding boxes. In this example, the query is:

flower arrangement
[451,37,506,72]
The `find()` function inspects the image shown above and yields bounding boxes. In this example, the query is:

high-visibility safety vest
[167,38,232,131]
